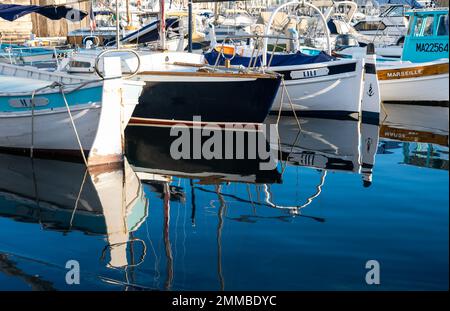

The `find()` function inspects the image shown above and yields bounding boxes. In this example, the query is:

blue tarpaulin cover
[204,49,335,67]
[0,4,87,22]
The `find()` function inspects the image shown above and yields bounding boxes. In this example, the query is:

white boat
[376,8,449,104]
[204,1,381,123]
[378,58,449,103]
[59,48,281,126]
[0,57,144,166]
[352,4,410,42]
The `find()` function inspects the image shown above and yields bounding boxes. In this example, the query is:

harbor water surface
[0,106,448,291]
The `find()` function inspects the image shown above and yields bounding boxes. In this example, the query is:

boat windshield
[381,5,405,17]
[436,14,449,36]
[409,13,449,37]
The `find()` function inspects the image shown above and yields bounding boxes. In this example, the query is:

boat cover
[0,4,87,22]
[204,49,335,67]
[120,18,180,44]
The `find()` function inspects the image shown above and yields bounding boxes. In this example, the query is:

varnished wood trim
[380,124,449,147]
[377,62,449,81]
[137,70,279,79]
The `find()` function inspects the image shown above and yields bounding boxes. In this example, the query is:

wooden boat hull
[378,60,449,104]
[270,59,364,120]
[0,62,143,166]
[130,72,281,126]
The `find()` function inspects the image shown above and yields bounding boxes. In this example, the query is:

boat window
[437,14,449,36]
[354,21,386,31]
[423,16,434,36]
[69,60,92,68]
[384,6,404,17]
[413,16,425,36]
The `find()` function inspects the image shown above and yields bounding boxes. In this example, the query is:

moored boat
[0,57,143,166]
[59,48,282,127]
[377,8,449,104]
[204,1,372,121]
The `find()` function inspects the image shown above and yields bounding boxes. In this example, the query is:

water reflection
[0,155,148,289]
[0,106,448,290]
[268,116,380,187]
[380,104,449,171]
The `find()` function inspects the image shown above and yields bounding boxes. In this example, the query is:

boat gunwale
[136,70,280,79]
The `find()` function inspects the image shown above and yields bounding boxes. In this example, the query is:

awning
[0,4,87,22]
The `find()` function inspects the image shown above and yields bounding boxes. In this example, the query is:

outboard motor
[287,27,300,52]
[334,34,359,51]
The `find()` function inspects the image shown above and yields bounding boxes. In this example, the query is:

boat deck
[0,75,52,93]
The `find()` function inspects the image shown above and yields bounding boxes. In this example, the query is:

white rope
[69,168,89,229]
[281,78,301,130]
[59,86,89,167]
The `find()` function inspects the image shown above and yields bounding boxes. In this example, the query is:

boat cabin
[402,8,449,62]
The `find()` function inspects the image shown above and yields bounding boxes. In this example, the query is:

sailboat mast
[188,0,193,52]
[126,0,131,26]
[115,0,120,49]
[160,0,166,50]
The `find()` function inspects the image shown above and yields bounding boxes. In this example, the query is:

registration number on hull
[9,97,49,108]
[290,67,329,79]
[416,43,449,53]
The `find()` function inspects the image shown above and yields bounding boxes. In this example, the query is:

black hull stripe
[383,101,449,107]
[361,111,380,125]
[0,147,89,164]
[362,163,374,169]
[365,63,377,74]
[276,62,357,81]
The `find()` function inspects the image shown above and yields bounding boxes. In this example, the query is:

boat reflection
[0,154,148,288]
[0,105,446,291]
[380,104,449,171]
[125,125,282,185]
[267,115,380,187]
[380,104,449,147]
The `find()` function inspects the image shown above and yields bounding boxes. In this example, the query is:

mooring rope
[59,85,89,167]
[27,80,101,166]
[69,168,89,230]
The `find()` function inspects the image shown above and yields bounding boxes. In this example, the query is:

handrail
[263,170,327,214]
[94,49,141,79]
[263,0,332,67]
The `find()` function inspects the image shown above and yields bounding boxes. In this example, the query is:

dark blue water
[0,105,448,291]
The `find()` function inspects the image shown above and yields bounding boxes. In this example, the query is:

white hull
[0,104,102,152]
[270,59,364,119]
[0,60,143,166]
[380,74,449,102]
[378,60,449,102]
